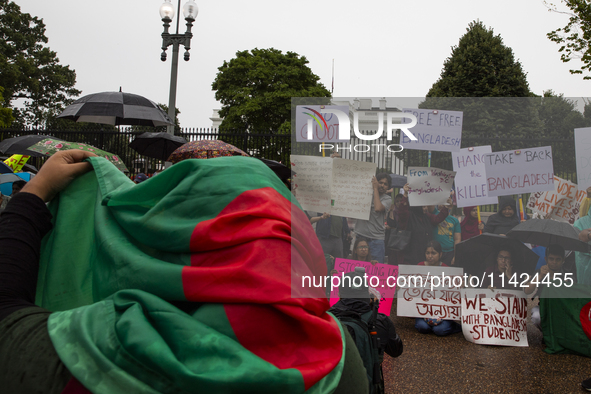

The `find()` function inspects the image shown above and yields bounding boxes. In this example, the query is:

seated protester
[524,244,566,330]
[397,184,451,265]
[429,204,461,266]
[311,213,350,260]
[481,248,519,290]
[348,238,379,265]
[415,241,462,336]
[461,206,484,242]
[330,268,403,364]
[11,179,26,195]
[483,196,521,235]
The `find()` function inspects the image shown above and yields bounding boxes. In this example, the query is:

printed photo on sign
[407,167,456,206]
[397,265,463,320]
[400,108,463,153]
[452,146,497,208]
[329,258,398,316]
[484,146,554,197]
[461,289,528,347]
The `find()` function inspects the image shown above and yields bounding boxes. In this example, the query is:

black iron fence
[0,127,577,213]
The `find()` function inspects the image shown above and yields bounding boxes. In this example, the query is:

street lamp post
[159,0,198,135]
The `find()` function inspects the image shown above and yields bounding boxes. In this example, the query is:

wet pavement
[382,299,591,393]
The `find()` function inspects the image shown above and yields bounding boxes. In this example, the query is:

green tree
[0,86,13,127]
[0,0,80,127]
[547,0,591,79]
[212,48,331,133]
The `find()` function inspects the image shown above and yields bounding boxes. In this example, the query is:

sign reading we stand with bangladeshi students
[527,176,586,224]
[396,265,463,320]
[484,146,554,197]
[399,108,463,152]
[290,155,376,220]
[329,258,398,316]
[407,167,456,206]
[575,127,591,189]
[452,146,498,208]
[461,289,528,347]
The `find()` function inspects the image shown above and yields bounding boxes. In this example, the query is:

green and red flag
[37,156,344,393]
[540,284,591,357]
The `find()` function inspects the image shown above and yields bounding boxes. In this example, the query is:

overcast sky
[16,0,590,128]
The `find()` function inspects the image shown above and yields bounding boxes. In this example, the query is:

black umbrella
[0,135,63,157]
[455,233,539,277]
[506,219,590,252]
[129,132,187,161]
[258,158,293,182]
[57,91,174,127]
[389,174,407,188]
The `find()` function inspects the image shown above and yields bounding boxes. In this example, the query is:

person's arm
[426,198,452,226]
[377,315,403,358]
[0,150,95,322]
[397,184,411,230]
[371,176,385,212]
[310,212,330,224]
[524,266,549,295]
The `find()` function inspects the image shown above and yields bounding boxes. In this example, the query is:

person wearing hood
[461,206,484,241]
[483,196,521,235]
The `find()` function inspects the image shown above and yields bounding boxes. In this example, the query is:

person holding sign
[354,173,392,265]
[398,184,451,265]
[414,241,462,336]
[461,207,484,241]
[483,196,521,235]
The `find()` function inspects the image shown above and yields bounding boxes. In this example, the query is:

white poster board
[397,265,463,320]
[407,167,456,206]
[331,159,376,219]
[484,146,554,197]
[399,108,463,152]
[295,105,350,142]
[575,127,591,189]
[461,289,528,347]
[452,146,498,208]
[290,155,332,213]
[526,176,586,224]
[290,155,376,220]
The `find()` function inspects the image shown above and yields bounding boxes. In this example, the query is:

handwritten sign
[290,155,332,213]
[407,167,456,206]
[399,108,463,152]
[290,156,376,220]
[527,176,586,224]
[330,159,376,219]
[452,146,497,208]
[461,289,528,347]
[396,265,463,320]
[329,258,398,315]
[295,105,350,142]
[484,146,554,197]
[4,154,30,172]
[575,127,591,189]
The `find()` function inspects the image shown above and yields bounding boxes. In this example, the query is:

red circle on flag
[580,301,591,340]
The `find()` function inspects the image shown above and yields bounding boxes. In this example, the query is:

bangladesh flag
[37,156,344,393]
[540,284,591,357]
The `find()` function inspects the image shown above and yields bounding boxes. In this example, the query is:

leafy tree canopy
[0,0,80,127]
[0,86,13,127]
[212,48,331,133]
[547,0,591,79]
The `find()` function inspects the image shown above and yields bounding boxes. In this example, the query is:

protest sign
[397,265,463,320]
[329,258,398,315]
[290,155,332,213]
[575,127,591,189]
[290,155,376,220]
[526,176,586,224]
[399,108,463,152]
[407,167,456,206]
[295,105,350,142]
[484,146,554,197]
[452,146,497,208]
[4,154,30,172]
[461,289,528,347]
